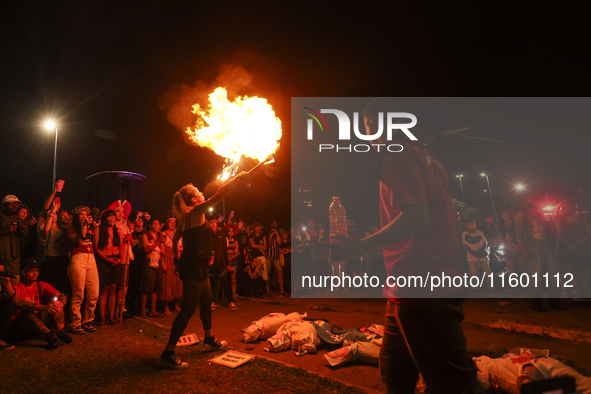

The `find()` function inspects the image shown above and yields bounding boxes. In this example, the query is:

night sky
[1,2,589,226]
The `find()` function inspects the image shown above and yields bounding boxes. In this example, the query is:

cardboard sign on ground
[176,333,199,346]
[209,350,256,368]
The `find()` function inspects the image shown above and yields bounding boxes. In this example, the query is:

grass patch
[1,318,366,393]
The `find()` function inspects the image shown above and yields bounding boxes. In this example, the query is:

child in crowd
[141,219,166,318]
[462,220,491,280]
[244,258,265,298]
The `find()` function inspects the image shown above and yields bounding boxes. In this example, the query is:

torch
[247,154,275,175]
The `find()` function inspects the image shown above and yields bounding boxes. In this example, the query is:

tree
[464,207,484,224]
[451,198,466,218]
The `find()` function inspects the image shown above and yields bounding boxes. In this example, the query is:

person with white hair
[160,172,248,370]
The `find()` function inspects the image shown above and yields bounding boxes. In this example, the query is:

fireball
[186,87,282,180]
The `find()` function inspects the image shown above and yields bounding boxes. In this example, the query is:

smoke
[159,62,284,189]
[213,63,254,97]
[159,63,254,140]
[159,80,210,139]
[203,179,222,197]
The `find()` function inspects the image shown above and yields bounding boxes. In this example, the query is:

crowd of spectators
[460,187,591,311]
[1,178,589,350]
[0,181,292,350]
[291,180,590,306]
[290,217,386,294]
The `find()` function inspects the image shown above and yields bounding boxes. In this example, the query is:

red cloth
[12,281,59,321]
[380,143,460,300]
[15,281,59,306]
[108,200,132,219]
[224,222,239,237]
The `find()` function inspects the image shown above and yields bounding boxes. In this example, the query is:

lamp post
[44,120,58,187]
[505,183,526,211]
[455,174,465,200]
[481,173,498,223]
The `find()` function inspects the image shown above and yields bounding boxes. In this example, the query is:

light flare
[186,87,282,180]
[542,205,555,216]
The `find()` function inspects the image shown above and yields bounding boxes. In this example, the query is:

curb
[137,314,382,393]
[480,320,591,344]
[252,354,382,394]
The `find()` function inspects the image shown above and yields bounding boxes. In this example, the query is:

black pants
[244,275,265,296]
[42,256,72,323]
[126,259,142,313]
[380,299,484,394]
[210,266,234,303]
[0,299,14,341]
[236,256,249,296]
[166,277,212,348]
[283,255,291,293]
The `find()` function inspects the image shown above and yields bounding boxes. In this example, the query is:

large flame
[186,87,282,180]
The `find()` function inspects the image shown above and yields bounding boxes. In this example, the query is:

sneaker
[57,328,73,344]
[160,350,189,370]
[71,325,86,335]
[108,318,120,326]
[211,302,217,311]
[82,322,97,332]
[0,340,15,351]
[203,336,227,352]
[228,302,238,311]
[45,330,61,350]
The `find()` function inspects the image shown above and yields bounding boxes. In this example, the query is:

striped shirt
[266,231,280,259]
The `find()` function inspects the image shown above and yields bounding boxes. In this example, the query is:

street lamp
[455,174,465,200]
[44,120,58,187]
[480,173,498,223]
[515,183,525,191]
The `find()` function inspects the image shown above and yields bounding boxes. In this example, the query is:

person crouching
[8,258,71,349]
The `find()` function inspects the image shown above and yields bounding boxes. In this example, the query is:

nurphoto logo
[303,107,418,153]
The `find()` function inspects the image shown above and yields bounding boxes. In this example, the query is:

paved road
[143,296,591,393]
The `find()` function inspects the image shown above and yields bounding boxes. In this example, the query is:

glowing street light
[515,183,525,191]
[44,119,59,187]
[481,172,499,223]
[455,174,465,200]
[44,120,56,130]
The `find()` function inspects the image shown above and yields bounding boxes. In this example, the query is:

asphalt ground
[140,295,591,393]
